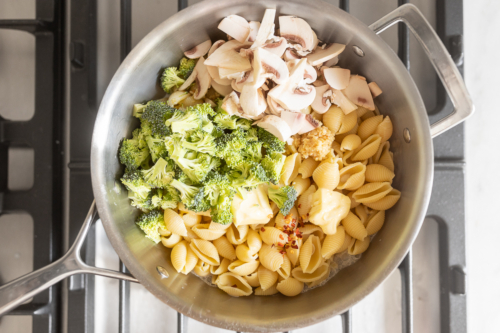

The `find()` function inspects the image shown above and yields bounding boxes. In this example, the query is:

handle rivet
[156,266,169,279]
[403,128,411,143]
[353,45,365,57]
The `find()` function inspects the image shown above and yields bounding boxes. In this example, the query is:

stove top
[0,0,467,332]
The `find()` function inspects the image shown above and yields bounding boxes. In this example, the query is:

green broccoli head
[268,185,298,216]
[141,157,176,188]
[228,161,269,189]
[260,151,286,184]
[121,169,152,199]
[182,130,216,156]
[213,112,238,130]
[187,103,216,133]
[186,187,211,213]
[141,100,175,137]
[166,109,202,133]
[161,67,185,93]
[151,186,179,210]
[133,103,147,118]
[258,127,285,154]
[242,141,263,163]
[136,209,165,243]
[145,136,168,162]
[202,171,235,206]
[246,127,258,141]
[210,195,234,225]
[170,178,202,207]
[118,129,150,170]
[128,191,154,212]
[175,152,220,184]
[215,129,247,168]
[178,57,197,79]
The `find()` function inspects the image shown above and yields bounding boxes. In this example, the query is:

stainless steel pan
[0,1,473,331]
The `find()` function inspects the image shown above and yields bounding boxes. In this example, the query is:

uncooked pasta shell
[352,182,393,203]
[255,284,279,296]
[292,263,330,283]
[348,236,370,255]
[191,223,226,241]
[342,211,368,240]
[365,210,385,235]
[312,162,340,190]
[338,162,366,190]
[217,272,253,297]
[365,164,395,183]
[299,235,322,274]
[277,277,304,296]
[236,244,259,262]
[298,158,320,179]
[340,134,362,152]
[321,226,346,259]
[258,265,279,291]
[351,135,381,161]
[228,259,260,276]
[363,189,401,210]
[260,227,289,246]
[244,272,260,287]
[259,244,284,272]
[280,153,301,186]
[190,239,220,265]
[277,253,292,279]
[357,115,383,141]
[164,209,188,237]
[374,116,393,143]
[213,236,237,260]
[323,106,344,134]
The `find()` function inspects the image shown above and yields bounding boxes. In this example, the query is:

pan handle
[0,201,138,316]
[369,3,474,138]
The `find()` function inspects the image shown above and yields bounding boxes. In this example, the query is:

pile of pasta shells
[158,103,400,297]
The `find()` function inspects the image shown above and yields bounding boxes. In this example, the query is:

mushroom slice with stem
[240,84,267,119]
[297,114,321,134]
[184,40,212,59]
[306,43,346,66]
[253,47,289,85]
[206,40,232,86]
[331,88,358,114]
[281,110,308,135]
[267,95,287,116]
[368,82,383,98]
[286,60,316,84]
[205,40,252,71]
[311,85,332,114]
[247,21,260,42]
[218,15,251,43]
[262,37,288,58]
[257,115,292,142]
[212,81,233,96]
[252,8,276,48]
[324,67,351,90]
[343,75,375,110]
[284,48,302,62]
[221,91,244,116]
[178,56,211,100]
[279,16,315,52]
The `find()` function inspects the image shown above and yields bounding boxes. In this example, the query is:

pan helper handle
[369,4,474,138]
[0,200,138,317]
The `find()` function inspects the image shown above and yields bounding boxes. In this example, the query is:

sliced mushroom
[205,40,232,85]
[218,15,251,43]
[279,16,315,51]
[343,75,375,110]
[211,80,233,96]
[283,48,302,61]
[286,60,316,84]
[205,40,252,70]
[323,56,339,67]
[324,67,351,90]
[252,47,289,85]
[178,56,211,100]
[240,84,267,118]
[310,85,332,114]
[252,8,276,48]
[257,115,292,142]
[247,21,260,42]
[297,114,322,134]
[267,94,288,116]
[312,79,327,87]
[221,91,243,116]
[219,67,247,80]
[306,43,346,66]
[281,110,308,134]
[368,82,383,98]
[331,88,358,114]
[262,37,288,57]
[184,40,212,59]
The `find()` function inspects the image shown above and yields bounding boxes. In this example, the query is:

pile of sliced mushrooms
[177,9,382,144]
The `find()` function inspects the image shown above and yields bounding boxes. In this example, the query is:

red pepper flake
[292,218,297,223]
[279,250,286,255]
[279,234,284,240]
[292,240,296,245]
[232,284,237,288]
[288,236,292,242]
[297,234,303,239]
[295,229,300,235]
[291,223,296,228]
[298,204,302,208]
[292,245,299,249]
[306,213,309,216]
[271,244,275,248]
[285,243,290,249]
[261,227,266,232]
[277,242,284,247]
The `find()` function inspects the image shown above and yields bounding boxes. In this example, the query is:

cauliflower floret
[298,126,334,161]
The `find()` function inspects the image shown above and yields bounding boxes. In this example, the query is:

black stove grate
[0,0,467,332]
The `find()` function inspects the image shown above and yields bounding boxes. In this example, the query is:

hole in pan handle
[0,200,138,317]
[369,4,474,138]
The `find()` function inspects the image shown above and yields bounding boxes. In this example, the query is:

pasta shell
[286,238,302,267]
[323,106,344,134]
[352,182,393,203]
[164,209,187,237]
[228,259,260,276]
[297,185,317,222]
[217,272,253,297]
[364,189,401,210]
[209,221,232,231]
[202,215,212,223]
[161,233,182,248]
[244,272,260,287]
[338,163,366,190]
[319,220,341,236]
[347,191,360,209]
[348,236,370,255]
[226,224,249,245]
[213,236,237,260]
[184,228,200,242]
[299,235,322,274]
[291,175,311,196]
[259,244,284,272]
[275,206,298,229]
[190,239,220,266]
[277,254,291,279]
[313,162,340,190]
[373,141,394,172]
[356,106,370,118]
[299,224,325,241]
[292,263,330,283]
[354,205,369,225]
[340,134,362,152]
[357,115,383,141]
[280,153,301,186]
[182,212,201,228]
[158,226,171,237]
[360,110,376,121]
[193,259,211,277]
[351,135,381,161]
[211,274,219,285]
[260,227,289,246]
[246,229,263,255]
[258,265,279,291]
[191,223,226,241]
[306,263,332,288]
[337,110,358,134]
[210,258,231,275]
[331,141,343,156]
[236,244,259,262]
[255,284,279,296]
[321,226,346,259]
[338,233,352,253]
[365,210,385,235]
[277,277,304,297]
[171,240,198,274]
[298,158,320,179]
[342,211,368,240]
[365,164,395,183]
[374,116,393,143]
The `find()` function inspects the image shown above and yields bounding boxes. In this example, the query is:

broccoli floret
[215,129,247,168]
[246,127,258,141]
[268,185,298,216]
[118,132,150,170]
[142,101,175,137]
[161,67,185,93]
[151,186,179,210]
[261,151,286,184]
[175,152,220,184]
[166,109,202,133]
[121,169,152,199]
[258,127,285,154]
[178,57,196,79]
[165,133,186,160]
[136,209,165,243]
[242,141,263,163]
[145,136,168,162]
[236,118,252,130]
[186,103,216,133]
[133,103,147,118]
[186,187,211,212]
[202,171,235,206]
[210,197,234,225]
[182,130,216,156]
[170,178,202,207]
[228,161,269,189]
[213,112,238,129]
[211,125,225,139]
[141,157,175,188]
